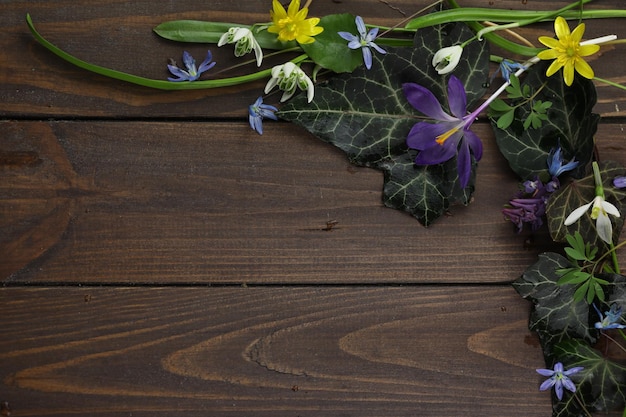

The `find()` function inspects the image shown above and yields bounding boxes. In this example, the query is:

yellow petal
[271,0,286,19]
[538,36,561,49]
[574,58,595,79]
[570,23,586,43]
[287,0,300,17]
[545,59,564,77]
[578,44,600,57]
[563,62,575,86]
[554,16,570,40]
[537,49,560,60]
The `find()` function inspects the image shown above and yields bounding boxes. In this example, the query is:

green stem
[594,76,626,92]
[26,14,307,90]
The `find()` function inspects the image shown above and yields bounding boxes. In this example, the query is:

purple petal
[561,378,577,394]
[402,83,456,122]
[338,32,358,42]
[347,39,362,50]
[355,16,367,38]
[362,46,372,69]
[539,377,556,391]
[563,366,584,376]
[369,41,386,55]
[414,142,457,166]
[406,121,451,150]
[366,27,379,41]
[447,75,467,119]
[182,51,195,70]
[554,381,564,400]
[536,368,555,377]
[457,141,472,188]
[463,128,483,161]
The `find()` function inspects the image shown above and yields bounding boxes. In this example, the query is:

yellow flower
[267,0,323,44]
[537,16,599,86]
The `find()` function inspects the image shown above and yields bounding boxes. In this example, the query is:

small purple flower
[594,303,626,330]
[403,75,483,188]
[248,96,278,135]
[167,51,216,82]
[548,146,579,177]
[338,16,386,70]
[537,362,584,400]
[613,176,626,189]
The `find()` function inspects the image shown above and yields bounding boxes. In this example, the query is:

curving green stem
[26,14,306,90]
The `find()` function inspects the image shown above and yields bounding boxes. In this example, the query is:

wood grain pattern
[1,286,549,417]
[4,120,625,283]
[2,0,626,415]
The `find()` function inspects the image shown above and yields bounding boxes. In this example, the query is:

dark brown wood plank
[1,0,625,118]
[2,120,626,284]
[0,286,552,416]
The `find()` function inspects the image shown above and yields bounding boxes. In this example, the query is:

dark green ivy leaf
[512,252,596,360]
[546,161,626,247]
[491,61,598,181]
[553,339,626,417]
[279,22,489,225]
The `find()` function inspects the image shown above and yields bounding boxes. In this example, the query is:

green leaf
[299,14,365,73]
[512,252,596,359]
[553,339,626,416]
[153,20,297,50]
[491,61,599,180]
[278,21,489,225]
[546,161,626,246]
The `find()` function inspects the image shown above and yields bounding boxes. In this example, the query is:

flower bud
[432,45,463,75]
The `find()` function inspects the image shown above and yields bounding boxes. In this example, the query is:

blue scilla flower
[338,16,386,70]
[537,362,583,401]
[167,51,216,82]
[248,96,278,135]
[548,145,579,177]
[594,303,626,330]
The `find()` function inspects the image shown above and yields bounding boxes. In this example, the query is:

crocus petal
[414,141,458,166]
[564,201,593,225]
[447,75,467,120]
[402,83,456,122]
[456,141,472,188]
[463,128,483,161]
[406,122,452,150]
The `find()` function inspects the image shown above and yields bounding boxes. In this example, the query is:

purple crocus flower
[537,362,584,400]
[338,16,386,70]
[167,51,216,82]
[248,96,278,135]
[403,75,483,188]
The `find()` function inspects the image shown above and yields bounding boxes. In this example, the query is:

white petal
[602,201,621,217]
[253,40,263,67]
[217,32,230,47]
[232,27,250,42]
[564,201,593,225]
[596,213,614,244]
[264,77,278,94]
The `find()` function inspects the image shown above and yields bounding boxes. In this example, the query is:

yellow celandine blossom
[268,0,323,44]
[537,16,600,86]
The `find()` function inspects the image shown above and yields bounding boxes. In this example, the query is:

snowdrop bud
[432,45,463,75]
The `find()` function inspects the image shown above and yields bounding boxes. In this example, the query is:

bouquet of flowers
[26,0,626,415]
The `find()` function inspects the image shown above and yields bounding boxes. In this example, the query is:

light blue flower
[498,59,526,81]
[248,96,278,135]
[594,303,626,329]
[167,51,216,82]
[338,16,386,70]
[547,146,579,177]
[537,362,583,400]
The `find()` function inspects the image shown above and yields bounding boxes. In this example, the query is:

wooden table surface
[2,1,625,415]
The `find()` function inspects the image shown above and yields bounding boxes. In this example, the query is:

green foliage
[546,161,626,247]
[514,254,626,416]
[299,14,365,73]
[490,62,598,181]
[279,21,489,225]
[557,232,608,303]
[153,20,297,51]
